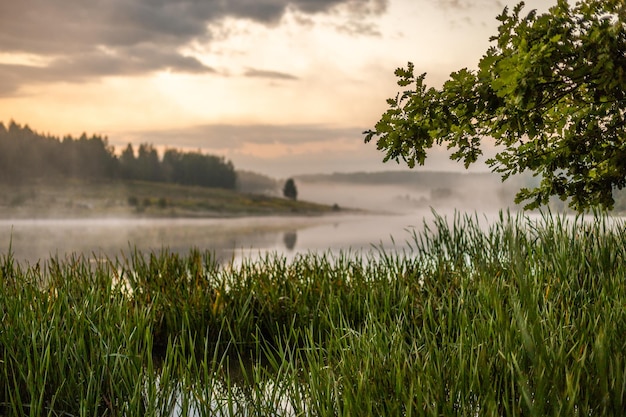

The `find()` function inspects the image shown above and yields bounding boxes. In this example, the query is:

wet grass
[1,211,626,416]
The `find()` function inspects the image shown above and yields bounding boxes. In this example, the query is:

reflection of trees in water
[283,230,297,251]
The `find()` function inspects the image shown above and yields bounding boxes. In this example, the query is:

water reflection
[0,212,433,265]
[282,231,297,251]
[0,209,500,265]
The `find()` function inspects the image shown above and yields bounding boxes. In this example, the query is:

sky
[0,0,555,178]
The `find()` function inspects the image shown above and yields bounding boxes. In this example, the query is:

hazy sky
[0,0,553,178]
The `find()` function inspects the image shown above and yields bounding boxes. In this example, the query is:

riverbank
[0,179,343,219]
[2,212,625,416]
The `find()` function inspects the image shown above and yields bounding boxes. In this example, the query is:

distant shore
[0,179,347,219]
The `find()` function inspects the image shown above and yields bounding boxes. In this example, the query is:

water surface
[0,211,446,265]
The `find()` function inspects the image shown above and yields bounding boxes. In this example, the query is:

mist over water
[0,178,517,265]
[0,213,428,265]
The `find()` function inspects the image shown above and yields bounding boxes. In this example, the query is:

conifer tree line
[0,121,237,189]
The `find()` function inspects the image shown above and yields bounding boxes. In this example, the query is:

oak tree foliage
[364,0,626,211]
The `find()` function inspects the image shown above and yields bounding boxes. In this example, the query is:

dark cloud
[0,0,388,94]
[244,68,299,80]
[0,47,214,96]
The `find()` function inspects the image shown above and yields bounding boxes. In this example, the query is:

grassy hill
[0,179,338,219]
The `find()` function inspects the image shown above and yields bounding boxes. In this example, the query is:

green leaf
[364,0,626,211]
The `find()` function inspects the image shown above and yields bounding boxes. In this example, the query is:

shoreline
[0,178,353,219]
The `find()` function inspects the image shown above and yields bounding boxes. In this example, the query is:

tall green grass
[1,211,625,416]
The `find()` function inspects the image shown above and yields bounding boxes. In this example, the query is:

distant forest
[0,121,237,189]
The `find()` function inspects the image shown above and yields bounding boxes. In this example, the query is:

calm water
[0,210,468,265]
[1,175,524,265]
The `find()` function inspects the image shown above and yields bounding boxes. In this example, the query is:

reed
[1,211,625,416]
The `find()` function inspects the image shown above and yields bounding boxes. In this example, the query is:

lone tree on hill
[364,0,626,211]
[283,178,298,200]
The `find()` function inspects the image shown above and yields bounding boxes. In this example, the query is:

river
[0,210,459,265]
[1,173,528,265]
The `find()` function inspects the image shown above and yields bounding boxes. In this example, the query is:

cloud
[0,47,215,96]
[432,0,507,28]
[114,123,362,150]
[0,0,388,94]
[244,68,299,80]
[334,20,382,36]
[436,0,487,10]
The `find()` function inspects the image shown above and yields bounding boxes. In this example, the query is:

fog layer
[1,173,525,264]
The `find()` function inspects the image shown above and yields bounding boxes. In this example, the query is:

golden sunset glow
[0,0,554,177]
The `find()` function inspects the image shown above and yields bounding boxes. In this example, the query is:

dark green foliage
[119,143,137,179]
[365,0,626,211]
[161,148,237,189]
[0,121,118,182]
[282,178,298,200]
[0,121,237,190]
[136,143,163,182]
